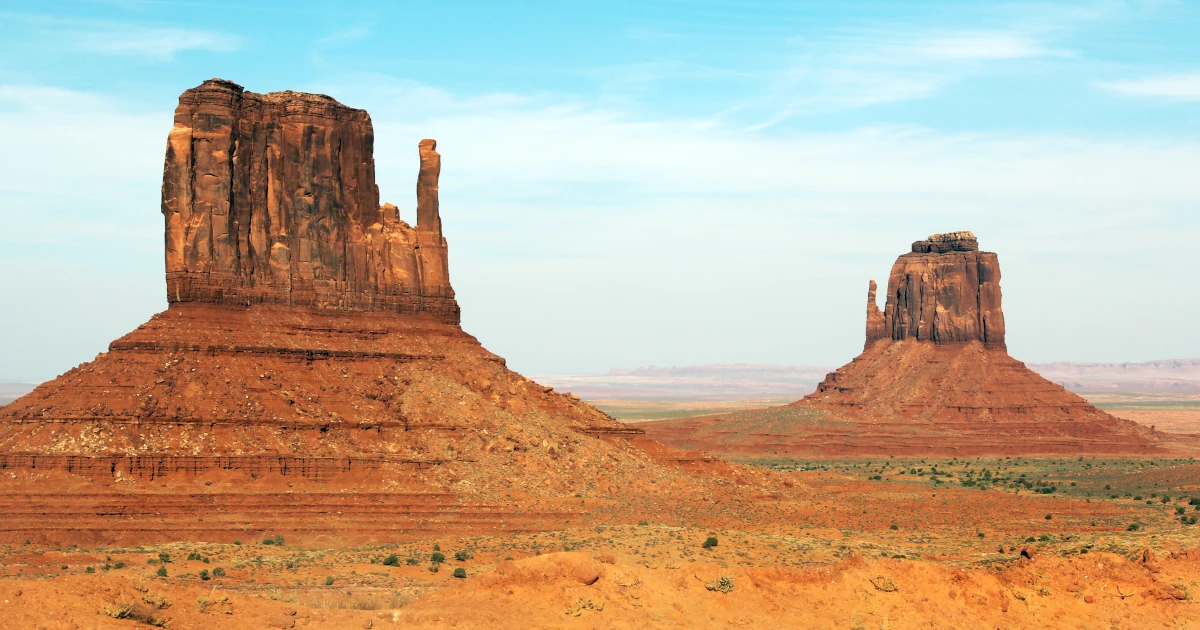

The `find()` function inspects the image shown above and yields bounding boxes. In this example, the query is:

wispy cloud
[317,24,373,46]
[76,25,236,59]
[3,13,238,60]
[883,30,1057,62]
[1099,73,1200,101]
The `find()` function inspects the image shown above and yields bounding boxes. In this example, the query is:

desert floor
[3,453,1200,628]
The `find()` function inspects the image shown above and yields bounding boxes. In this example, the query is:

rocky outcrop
[162,79,458,323]
[871,231,1004,348]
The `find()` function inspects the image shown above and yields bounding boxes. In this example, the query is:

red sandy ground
[2,461,1200,627]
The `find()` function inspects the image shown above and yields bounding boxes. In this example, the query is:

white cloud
[3,13,238,60]
[73,25,237,59]
[894,30,1055,61]
[1099,73,1200,101]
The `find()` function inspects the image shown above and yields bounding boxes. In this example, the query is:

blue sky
[2,0,1199,381]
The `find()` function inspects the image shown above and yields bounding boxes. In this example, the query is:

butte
[644,231,1185,458]
[0,79,754,545]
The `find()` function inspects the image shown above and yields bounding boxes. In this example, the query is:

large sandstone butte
[645,232,1179,457]
[0,80,761,545]
[162,79,457,322]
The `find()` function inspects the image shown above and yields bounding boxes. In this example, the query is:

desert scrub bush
[158,552,170,564]
[430,552,445,564]
[156,566,168,577]
[702,537,718,549]
[405,555,420,566]
[325,576,335,586]
[889,524,899,530]
[452,567,467,579]
[114,561,126,569]
[199,569,210,580]
[102,602,135,619]
[382,554,399,566]
[211,567,225,577]
[196,595,228,614]
[454,550,473,562]
[1128,522,1142,532]
[85,566,95,574]
[705,575,734,593]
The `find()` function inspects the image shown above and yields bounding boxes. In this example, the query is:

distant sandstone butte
[643,231,1173,456]
[809,231,1123,424]
[163,78,457,322]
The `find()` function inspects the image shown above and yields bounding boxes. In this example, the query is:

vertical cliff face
[869,231,1005,348]
[162,78,458,323]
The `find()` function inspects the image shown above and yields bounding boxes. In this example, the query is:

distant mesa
[644,231,1184,457]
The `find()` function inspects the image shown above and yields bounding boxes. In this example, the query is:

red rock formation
[643,231,1179,457]
[162,78,457,323]
[805,231,1119,425]
[874,231,1005,348]
[864,280,885,350]
[0,80,771,545]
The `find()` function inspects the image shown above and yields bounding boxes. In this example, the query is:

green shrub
[405,556,420,566]
[85,566,94,574]
[273,534,285,546]
[889,524,899,530]
[157,552,170,564]
[324,576,334,586]
[454,550,472,562]
[114,562,126,570]
[430,552,445,564]
[262,539,275,545]
[211,567,225,577]
[702,537,718,549]
[452,568,466,579]
[382,554,399,566]
[637,520,648,526]
[199,569,210,581]
[1128,523,1142,532]
[156,566,168,578]
[1045,514,1052,520]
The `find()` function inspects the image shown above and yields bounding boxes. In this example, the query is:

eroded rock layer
[163,79,457,322]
